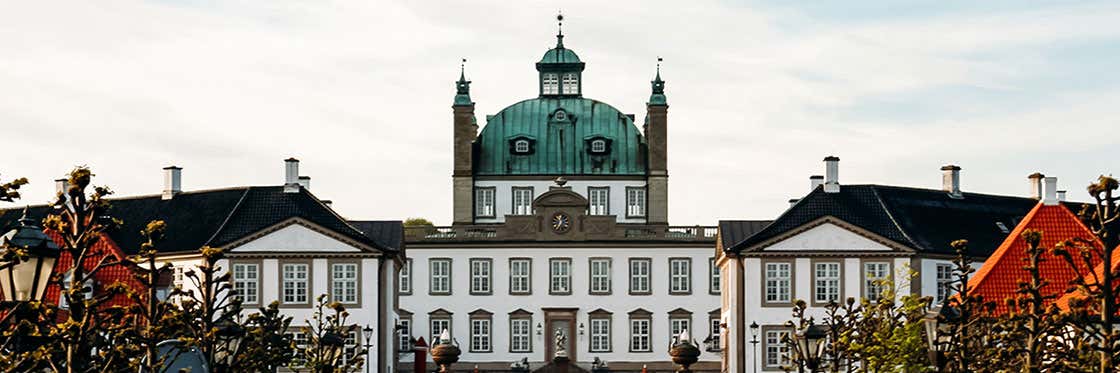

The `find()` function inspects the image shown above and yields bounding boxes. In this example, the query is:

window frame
[625,186,647,218]
[589,257,612,295]
[278,259,313,308]
[935,262,954,303]
[810,259,844,307]
[542,73,560,95]
[761,326,792,371]
[669,257,692,295]
[469,258,493,295]
[588,311,613,353]
[511,187,534,216]
[709,257,721,295]
[429,309,453,345]
[514,140,531,154]
[327,259,362,307]
[399,258,413,295]
[474,187,496,218]
[861,259,894,302]
[509,310,533,353]
[561,72,579,95]
[629,258,652,295]
[628,311,653,353]
[469,311,493,353]
[761,259,794,308]
[398,313,413,352]
[708,311,722,352]
[429,258,453,296]
[588,187,610,216]
[230,259,262,306]
[549,257,573,295]
[509,258,532,295]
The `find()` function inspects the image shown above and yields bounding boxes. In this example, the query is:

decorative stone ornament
[430,329,461,373]
[668,329,701,373]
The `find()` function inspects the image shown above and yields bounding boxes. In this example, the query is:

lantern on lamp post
[0,208,59,305]
[793,324,828,373]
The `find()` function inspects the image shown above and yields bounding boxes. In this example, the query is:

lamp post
[362,324,374,373]
[749,322,760,373]
[793,324,827,373]
[0,209,59,328]
[923,300,958,371]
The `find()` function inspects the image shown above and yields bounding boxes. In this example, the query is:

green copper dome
[539,47,581,64]
[475,97,646,176]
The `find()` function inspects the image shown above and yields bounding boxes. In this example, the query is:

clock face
[551,212,572,233]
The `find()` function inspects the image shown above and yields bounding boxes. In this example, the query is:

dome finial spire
[556,12,565,48]
[454,58,472,106]
[649,57,667,105]
[459,58,467,82]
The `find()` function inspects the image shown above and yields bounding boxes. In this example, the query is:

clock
[550,212,572,233]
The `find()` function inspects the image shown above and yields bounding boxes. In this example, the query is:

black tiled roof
[718,220,773,249]
[727,185,1041,257]
[348,220,404,252]
[0,186,393,254]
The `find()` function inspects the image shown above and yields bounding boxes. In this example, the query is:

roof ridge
[203,187,252,247]
[861,183,1035,201]
[869,185,922,250]
[728,190,815,251]
[303,189,391,251]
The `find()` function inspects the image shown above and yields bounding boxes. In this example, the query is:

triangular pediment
[534,188,588,208]
[228,220,365,253]
[756,217,910,253]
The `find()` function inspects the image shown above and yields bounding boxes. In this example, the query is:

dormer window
[561,73,579,95]
[554,110,568,122]
[509,136,536,155]
[515,140,530,153]
[542,73,559,95]
[591,139,606,153]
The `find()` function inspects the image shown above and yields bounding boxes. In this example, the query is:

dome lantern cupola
[454,58,473,106]
[649,57,667,106]
[536,14,585,98]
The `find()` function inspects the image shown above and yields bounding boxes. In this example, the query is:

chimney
[284,158,300,193]
[1028,172,1045,199]
[162,166,182,200]
[823,156,840,193]
[298,176,311,191]
[941,165,962,198]
[1057,190,1067,202]
[1042,177,1059,206]
[809,175,824,191]
[788,198,799,208]
[55,178,69,197]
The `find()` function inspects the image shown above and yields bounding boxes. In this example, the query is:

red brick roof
[40,231,145,309]
[967,202,1100,315]
[1054,248,1120,312]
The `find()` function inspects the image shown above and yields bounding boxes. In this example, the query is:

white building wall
[401,246,720,364]
[473,180,648,224]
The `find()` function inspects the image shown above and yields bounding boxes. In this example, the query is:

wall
[472,179,648,224]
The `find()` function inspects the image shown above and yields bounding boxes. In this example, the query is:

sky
[1,1,1117,225]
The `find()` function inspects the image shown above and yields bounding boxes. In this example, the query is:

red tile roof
[1054,248,1120,312]
[967,202,1100,315]
[40,231,145,310]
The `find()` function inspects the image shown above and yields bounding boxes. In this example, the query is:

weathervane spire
[459,58,467,82]
[556,12,565,48]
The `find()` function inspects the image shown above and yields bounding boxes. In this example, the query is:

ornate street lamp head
[0,208,60,302]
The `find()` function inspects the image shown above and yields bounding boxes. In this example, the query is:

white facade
[472,179,649,224]
[400,246,721,367]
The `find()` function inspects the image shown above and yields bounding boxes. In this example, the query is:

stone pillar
[452,103,477,225]
[645,103,669,224]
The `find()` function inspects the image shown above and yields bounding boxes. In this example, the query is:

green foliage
[290,294,365,373]
[403,217,434,227]
[0,174,28,203]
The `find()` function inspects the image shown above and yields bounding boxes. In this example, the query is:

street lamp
[749,322,760,373]
[320,331,345,373]
[793,324,827,373]
[0,209,59,305]
[362,324,374,373]
[923,300,958,371]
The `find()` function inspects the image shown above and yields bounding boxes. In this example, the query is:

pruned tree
[291,294,365,373]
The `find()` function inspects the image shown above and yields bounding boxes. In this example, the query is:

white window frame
[764,262,792,304]
[709,258,721,295]
[512,187,534,215]
[470,318,491,352]
[670,258,691,294]
[814,262,841,304]
[590,139,606,153]
[474,187,495,218]
[232,262,260,305]
[398,318,412,352]
[470,258,492,295]
[430,259,452,295]
[588,187,609,216]
[589,258,611,294]
[341,329,359,365]
[331,262,359,305]
[430,318,451,344]
[509,258,531,294]
[549,258,572,295]
[709,317,722,351]
[561,72,579,95]
[542,73,559,95]
[864,262,890,301]
[630,258,651,294]
[626,187,647,217]
[514,139,530,153]
[399,259,412,295]
[281,263,309,305]
[590,317,611,352]
[936,263,954,303]
[630,318,651,352]
[764,329,790,368]
[510,317,532,353]
[670,317,691,342]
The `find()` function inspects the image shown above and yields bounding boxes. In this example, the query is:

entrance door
[543,308,578,362]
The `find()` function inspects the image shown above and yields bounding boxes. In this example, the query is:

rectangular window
[510,258,532,294]
[626,187,647,217]
[232,262,260,305]
[470,318,492,352]
[670,318,691,342]
[399,259,412,295]
[510,318,532,353]
[331,262,359,304]
[430,259,452,295]
[629,258,651,294]
[281,263,309,305]
[814,262,841,305]
[474,187,495,218]
[765,330,791,368]
[709,318,722,351]
[670,258,691,294]
[590,318,611,352]
[561,73,579,95]
[864,262,890,301]
[288,330,309,366]
[630,318,651,352]
[430,318,451,345]
[173,266,186,288]
[936,263,953,303]
[470,258,492,295]
[590,258,611,294]
[512,187,534,215]
[550,258,572,294]
[398,318,412,352]
[542,73,559,95]
[342,329,359,364]
[764,262,792,304]
[709,258,721,295]
[588,187,610,216]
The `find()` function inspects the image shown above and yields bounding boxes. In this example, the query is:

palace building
[398,23,749,372]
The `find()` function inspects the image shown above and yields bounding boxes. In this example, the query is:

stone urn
[430,330,461,373]
[668,330,701,373]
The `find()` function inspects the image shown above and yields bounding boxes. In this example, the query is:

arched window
[514,139,531,154]
[590,139,606,153]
